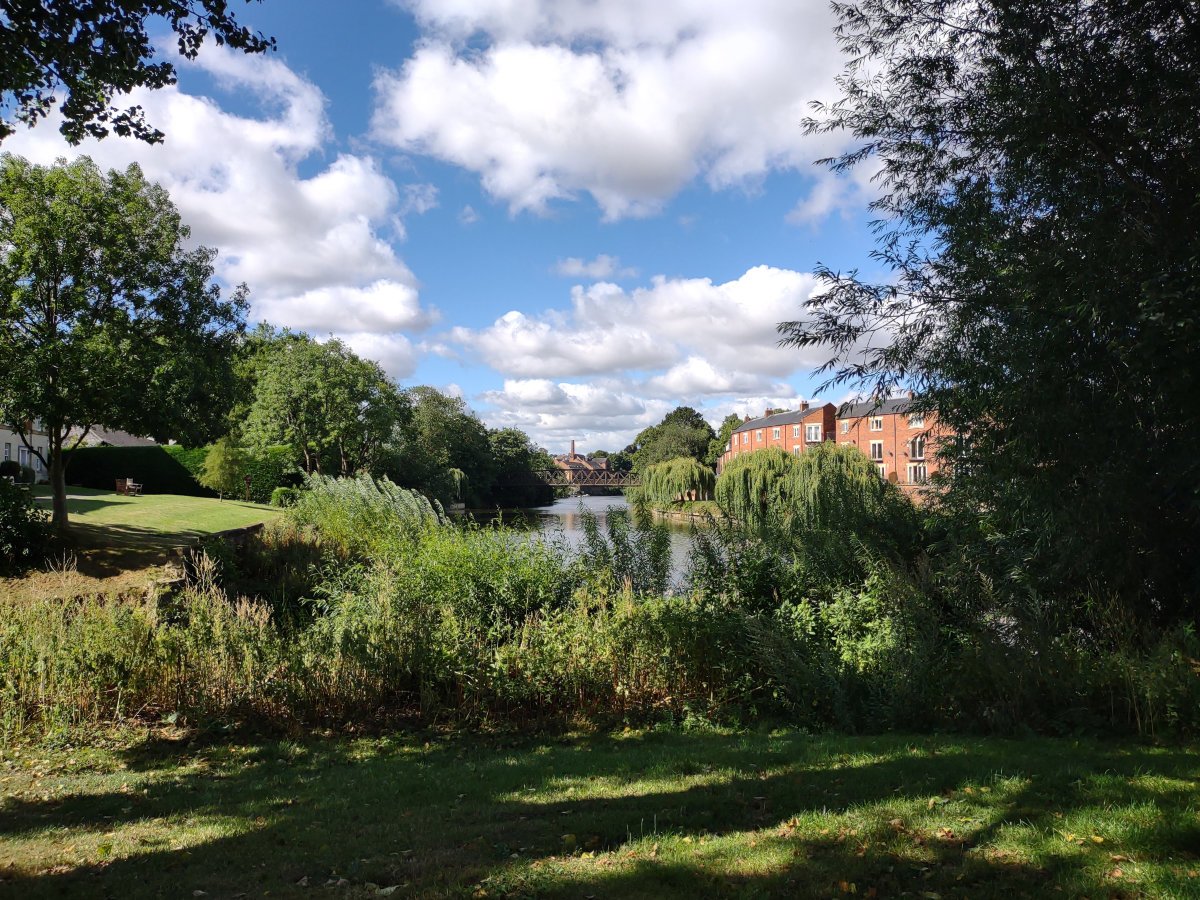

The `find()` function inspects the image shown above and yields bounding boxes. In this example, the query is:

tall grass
[288,473,443,557]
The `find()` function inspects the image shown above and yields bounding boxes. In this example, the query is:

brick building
[835,396,943,494]
[720,402,837,468]
[717,396,944,498]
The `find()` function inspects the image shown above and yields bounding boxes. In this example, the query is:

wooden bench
[115,478,143,497]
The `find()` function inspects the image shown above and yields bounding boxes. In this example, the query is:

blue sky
[5,0,884,453]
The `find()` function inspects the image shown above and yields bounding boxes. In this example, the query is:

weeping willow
[713,447,798,527]
[638,457,716,504]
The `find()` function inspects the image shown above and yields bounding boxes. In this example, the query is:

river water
[473,494,697,588]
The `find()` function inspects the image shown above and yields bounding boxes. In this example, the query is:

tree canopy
[0,1,275,144]
[0,154,246,527]
[779,0,1200,624]
[628,406,716,473]
[244,335,406,478]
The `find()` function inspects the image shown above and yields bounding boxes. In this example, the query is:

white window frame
[772,427,781,440]
[756,429,764,443]
[840,421,849,433]
[805,423,822,442]
[909,436,926,461]
[792,424,801,438]
[869,417,884,431]
[869,440,884,461]
[908,413,924,428]
[907,462,928,484]
[875,462,887,478]
[741,432,748,445]
[2,443,9,461]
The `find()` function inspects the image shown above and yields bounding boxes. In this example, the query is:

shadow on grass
[1,731,1197,898]
[61,521,199,577]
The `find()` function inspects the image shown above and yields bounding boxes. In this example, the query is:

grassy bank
[1,728,1196,898]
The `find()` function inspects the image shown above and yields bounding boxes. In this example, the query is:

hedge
[67,444,299,501]
[67,445,214,496]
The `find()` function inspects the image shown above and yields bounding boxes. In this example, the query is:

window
[35,447,45,471]
[792,424,801,438]
[869,417,883,431]
[907,463,928,484]
[909,436,926,460]
[805,423,822,442]
[772,427,781,440]
[840,421,849,434]
[876,462,887,478]
[908,413,924,428]
[793,445,803,455]
[18,447,28,467]
[2,443,9,461]
[869,441,884,461]
[741,432,748,445]
[756,429,763,443]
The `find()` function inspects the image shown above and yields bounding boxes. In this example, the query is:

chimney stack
[743,415,751,423]
[570,439,576,457]
[799,400,809,412]
[907,389,915,399]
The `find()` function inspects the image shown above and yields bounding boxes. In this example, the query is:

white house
[0,419,49,479]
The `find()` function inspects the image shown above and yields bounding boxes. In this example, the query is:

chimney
[743,415,751,423]
[570,439,576,457]
[799,401,809,412]
[907,390,915,400]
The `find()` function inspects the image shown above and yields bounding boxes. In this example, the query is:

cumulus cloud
[460,264,836,450]
[374,0,847,218]
[3,45,434,378]
[455,264,828,380]
[554,254,636,279]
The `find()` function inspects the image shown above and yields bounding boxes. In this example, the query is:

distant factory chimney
[570,439,576,457]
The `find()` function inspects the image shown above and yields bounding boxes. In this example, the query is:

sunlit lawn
[1,728,1196,898]
[10,487,282,584]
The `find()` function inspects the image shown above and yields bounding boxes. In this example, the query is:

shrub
[0,479,50,575]
[0,460,20,480]
[67,445,213,495]
[271,486,301,508]
[288,473,443,557]
[18,464,36,485]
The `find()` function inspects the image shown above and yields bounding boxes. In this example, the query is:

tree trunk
[49,446,69,532]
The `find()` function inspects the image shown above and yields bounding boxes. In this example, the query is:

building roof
[837,397,917,419]
[731,405,827,434]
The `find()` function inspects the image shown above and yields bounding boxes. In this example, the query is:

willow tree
[713,448,798,529]
[784,443,919,579]
[638,457,716,504]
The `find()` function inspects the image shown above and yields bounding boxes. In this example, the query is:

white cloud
[454,264,828,380]
[554,254,636,279]
[458,204,481,225]
[374,0,847,219]
[460,264,837,450]
[2,46,434,375]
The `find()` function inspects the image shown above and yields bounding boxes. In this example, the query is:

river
[469,494,697,588]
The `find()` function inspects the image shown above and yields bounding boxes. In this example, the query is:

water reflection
[464,494,695,588]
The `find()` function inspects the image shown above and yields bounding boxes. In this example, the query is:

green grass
[1,729,1196,898]
[25,486,281,577]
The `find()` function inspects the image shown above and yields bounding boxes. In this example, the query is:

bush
[199,438,247,498]
[288,473,443,557]
[0,480,50,575]
[271,486,301,508]
[18,464,36,485]
[0,460,20,480]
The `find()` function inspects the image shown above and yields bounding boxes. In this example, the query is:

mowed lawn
[0,728,1197,899]
[31,486,280,550]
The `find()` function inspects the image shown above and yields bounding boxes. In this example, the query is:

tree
[384,387,495,506]
[487,427,554,508]
[198,436,246,499]
[638,457,715,504]
[0,1,274,144]
[706,413,744,467]
[0,154,246,529]
[780,0,1200,624]
[628,407,716,473]
[244,336,406,477]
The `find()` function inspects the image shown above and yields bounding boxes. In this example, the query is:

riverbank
[648,499,724,524]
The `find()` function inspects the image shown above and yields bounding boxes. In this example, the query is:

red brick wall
[835,409,943,496]
[719,403,837,469]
